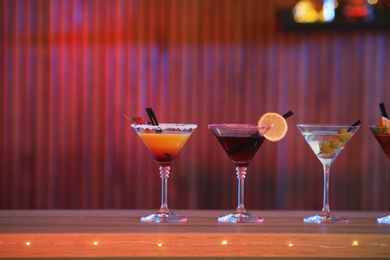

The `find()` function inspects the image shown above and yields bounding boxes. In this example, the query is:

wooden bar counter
[1,210,389,259]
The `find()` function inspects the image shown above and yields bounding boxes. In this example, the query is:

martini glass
[208,124,270,223]
[297,124,360,223]
[369,126,390,224]
[132,123,197,223]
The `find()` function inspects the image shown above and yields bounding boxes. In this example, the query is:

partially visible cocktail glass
[297,124,360,223]
[370,127,390,160]
[370,125,390,224]
[132,123,197,223]
[208,124,270,223]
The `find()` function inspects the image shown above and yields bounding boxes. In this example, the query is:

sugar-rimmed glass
[208,124,270,223]
[132,123,197,223]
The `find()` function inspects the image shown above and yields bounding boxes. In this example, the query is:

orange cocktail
[138,131,192,165]
[132,123,197,223]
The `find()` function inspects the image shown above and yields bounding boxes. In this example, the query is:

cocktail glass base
[218,212,264,223]
[141,212,187,223]
[377,215,390,224]
[304,213,348,223]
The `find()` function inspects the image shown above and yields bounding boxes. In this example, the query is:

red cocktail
[215,135,265,167]
[208,124,270,223]
[370,129,390,160]
[369,125,390,224]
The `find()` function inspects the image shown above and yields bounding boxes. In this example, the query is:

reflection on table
[0,210,389,259]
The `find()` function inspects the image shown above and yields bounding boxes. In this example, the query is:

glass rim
[296,124,360,128]
[369,125,389,135]
[208,123,271,131]
[131,123,197,130]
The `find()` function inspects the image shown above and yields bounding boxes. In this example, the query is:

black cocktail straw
[146,107,162,132]
[149,108,159,125]
[145,108,153,124]
[347,120,361,132]
[282,110,294,119]
[146,107,159,126]
[380,103,389,118]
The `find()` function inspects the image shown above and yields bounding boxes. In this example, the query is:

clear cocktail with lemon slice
[208,111,291,223]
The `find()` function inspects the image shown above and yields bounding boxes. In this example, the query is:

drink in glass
[208,124,270,223]
[297,124,360,223]
[132,123,197,223]
[370,125,390,224]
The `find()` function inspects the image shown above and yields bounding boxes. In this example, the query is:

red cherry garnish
[124,109,145,124]
[132,117,144,124]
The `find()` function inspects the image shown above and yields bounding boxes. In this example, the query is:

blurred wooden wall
[1,0,390,211]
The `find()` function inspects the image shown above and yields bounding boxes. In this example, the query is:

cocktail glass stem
[140,165,187,223]
[304,162,348,223]
[321,163,331,216]
[236,166,247,214]
[218,166,263,223]
[159,166,170,213]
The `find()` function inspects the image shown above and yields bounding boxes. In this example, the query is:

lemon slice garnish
[258,112,288,142]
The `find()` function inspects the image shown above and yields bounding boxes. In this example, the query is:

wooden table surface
[1,210,390,259]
